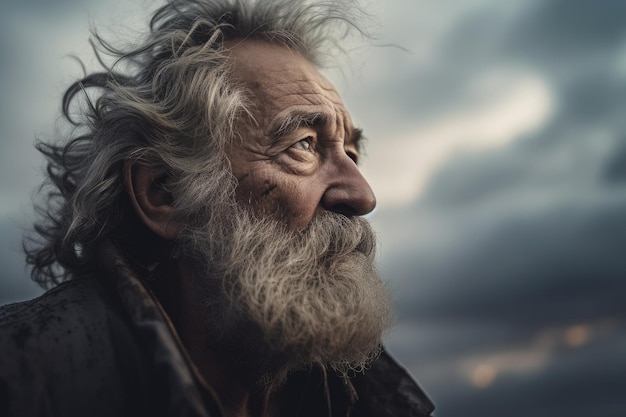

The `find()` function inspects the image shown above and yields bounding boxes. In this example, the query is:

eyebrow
[267,110,365,153]
[267,111,327,143]
[350,127,364,155]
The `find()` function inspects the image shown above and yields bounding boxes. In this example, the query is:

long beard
[176,182,393,385]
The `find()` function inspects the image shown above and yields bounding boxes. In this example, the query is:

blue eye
[291,137,313,151]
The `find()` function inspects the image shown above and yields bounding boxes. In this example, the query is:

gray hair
[25,0,369,288]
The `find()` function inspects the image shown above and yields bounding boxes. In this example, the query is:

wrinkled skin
[226,40,376,230]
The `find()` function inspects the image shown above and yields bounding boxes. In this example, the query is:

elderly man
[0,0,433,416]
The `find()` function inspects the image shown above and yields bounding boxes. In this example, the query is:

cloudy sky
[1,0,625,416]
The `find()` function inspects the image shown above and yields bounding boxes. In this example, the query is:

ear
[124,160,181,240]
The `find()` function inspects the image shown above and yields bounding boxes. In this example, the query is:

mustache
[181,208,377,273]
[233,211,375,259]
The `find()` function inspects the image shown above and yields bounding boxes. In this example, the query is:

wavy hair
[25,0,368,288]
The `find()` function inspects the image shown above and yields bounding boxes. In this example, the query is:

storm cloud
[360,0,626,415]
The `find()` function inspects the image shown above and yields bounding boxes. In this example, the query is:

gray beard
[176,200,393,386]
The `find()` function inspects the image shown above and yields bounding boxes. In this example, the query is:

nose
[321,157,377,216]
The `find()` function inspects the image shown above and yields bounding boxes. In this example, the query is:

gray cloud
[603,140,626,183]
[376,0,626,328]
[367,0,626,415]
[502,0,626,62]
[390,196,626,325]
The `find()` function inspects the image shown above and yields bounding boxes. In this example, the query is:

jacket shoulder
[0,279,139,416]
[1,278,101,322]
[0,279,110,356]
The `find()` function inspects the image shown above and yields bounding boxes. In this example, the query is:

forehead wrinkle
[254,84,339,122]
[231,43,352,145]
[261,83,341,106]
[258,69,340,96]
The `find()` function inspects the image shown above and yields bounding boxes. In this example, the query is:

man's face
[175,40,391,382]
[226,40,376,229]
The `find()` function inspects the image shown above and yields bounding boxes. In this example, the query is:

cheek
[234,172,272,204]
[233,166,285,210]
[235,172,324,228]
[275,181,327,230]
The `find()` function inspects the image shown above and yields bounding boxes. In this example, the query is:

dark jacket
[0,243,434,417]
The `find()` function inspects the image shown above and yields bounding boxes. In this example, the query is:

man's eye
[291,137,313,152]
